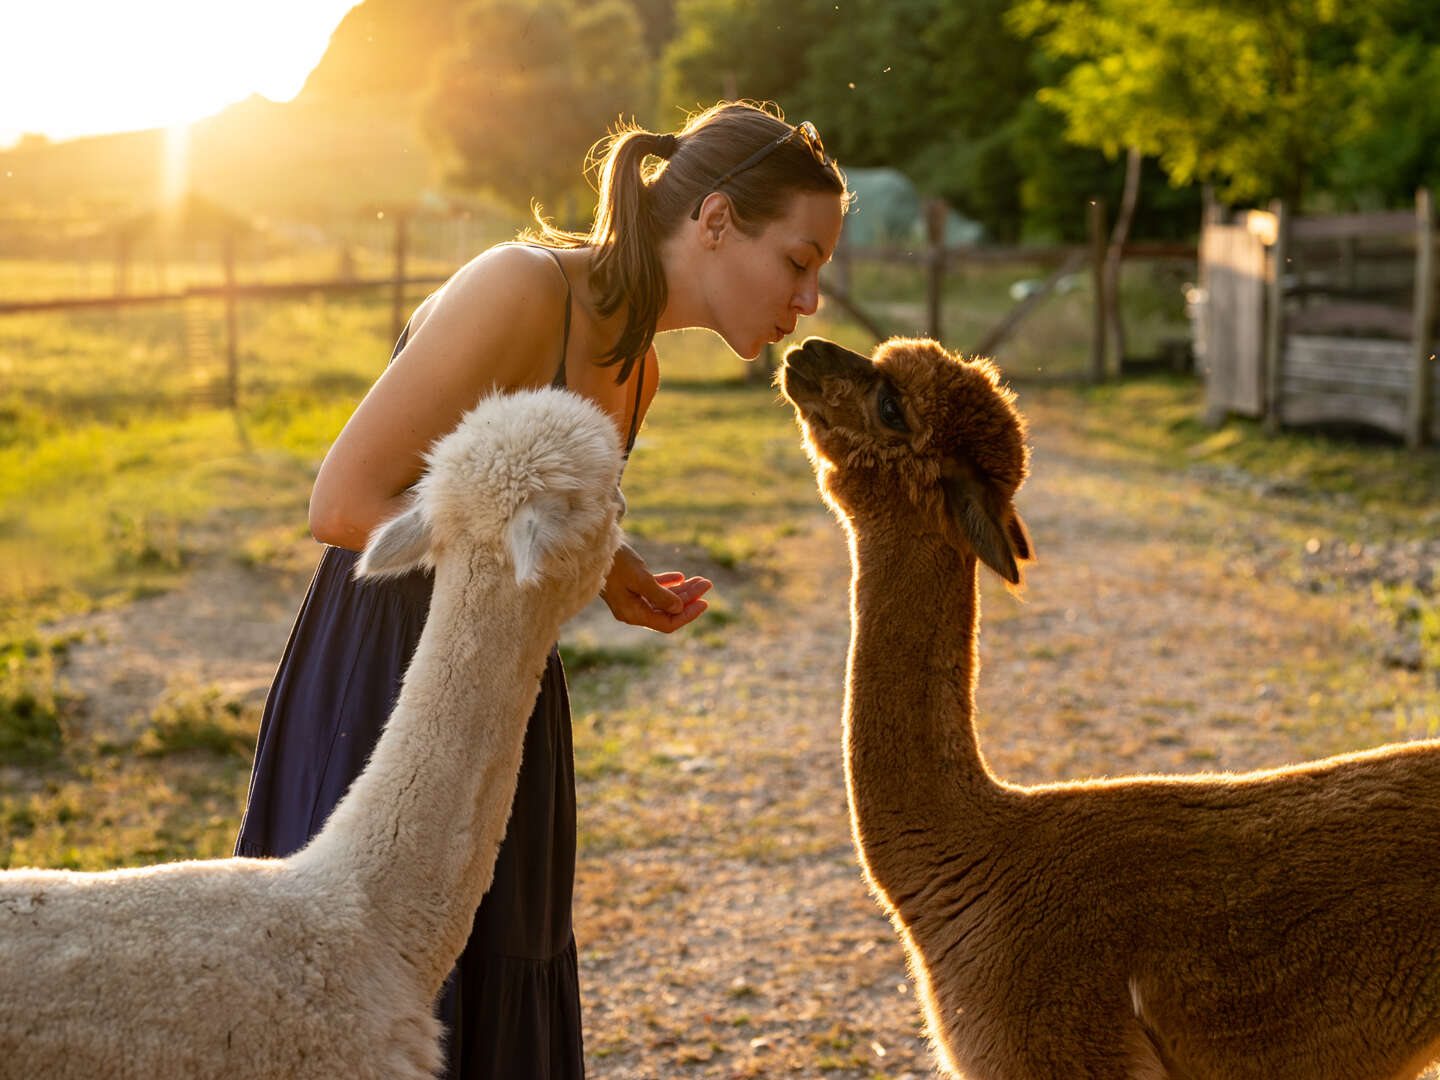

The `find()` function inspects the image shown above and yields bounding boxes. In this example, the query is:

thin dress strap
[531,247,572,389]
[529,244,642,457]
[624,351,644,457]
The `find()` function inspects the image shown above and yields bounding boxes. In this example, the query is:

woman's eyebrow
[801,238,832,262]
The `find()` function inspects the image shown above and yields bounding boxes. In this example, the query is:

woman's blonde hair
[526,101,848,382]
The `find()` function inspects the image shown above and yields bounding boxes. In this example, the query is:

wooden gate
[1199,222,1267,420]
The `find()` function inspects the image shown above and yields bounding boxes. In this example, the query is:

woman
[235,100,847,1077]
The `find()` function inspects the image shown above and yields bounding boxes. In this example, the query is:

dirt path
[44,391,1437,1079]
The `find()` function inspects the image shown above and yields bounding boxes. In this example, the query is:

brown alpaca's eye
[877,386,907,432]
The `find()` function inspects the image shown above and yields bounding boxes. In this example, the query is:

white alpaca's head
[356,388,625,612]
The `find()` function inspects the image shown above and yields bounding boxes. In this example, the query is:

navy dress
[235,248,644,1079]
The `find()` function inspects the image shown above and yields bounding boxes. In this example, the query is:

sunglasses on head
[689,120,831,220]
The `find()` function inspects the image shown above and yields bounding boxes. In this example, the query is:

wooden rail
[0,276,451,316]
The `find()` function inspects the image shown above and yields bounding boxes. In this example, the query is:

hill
[0,0,468,228]
[296,0,465,103]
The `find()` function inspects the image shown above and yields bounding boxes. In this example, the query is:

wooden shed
[1199,190,1438,448]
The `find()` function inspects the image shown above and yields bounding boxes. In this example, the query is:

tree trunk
[1104,147,1143,370]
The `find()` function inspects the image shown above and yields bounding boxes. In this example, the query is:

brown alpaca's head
[780,336,1033,585]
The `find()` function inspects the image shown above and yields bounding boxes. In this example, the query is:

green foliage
[660,0,1173,240]
[422,0,652,217]
[661,0,824,114]
[629,0,681,58]
[802,0,1038,235]
[1009,0,1423,207]
[294,0,468,102]
[1326,21,1440,203]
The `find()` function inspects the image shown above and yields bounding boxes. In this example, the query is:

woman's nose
[794,276,820,316]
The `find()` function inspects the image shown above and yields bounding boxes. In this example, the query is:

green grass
[135,683,257,759]
[1060,374,1440,532]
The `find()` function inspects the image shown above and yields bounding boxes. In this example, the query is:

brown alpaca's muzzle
[780,337,873,429]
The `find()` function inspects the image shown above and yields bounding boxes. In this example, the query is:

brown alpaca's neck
[842,521,1006,900]
[293,558,558,995]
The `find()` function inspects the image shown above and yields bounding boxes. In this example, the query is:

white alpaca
[0,388,624,1080]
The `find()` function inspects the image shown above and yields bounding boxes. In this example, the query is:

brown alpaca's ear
[941,470,1033,586]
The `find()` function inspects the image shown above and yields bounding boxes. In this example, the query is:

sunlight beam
[161,123,191,209]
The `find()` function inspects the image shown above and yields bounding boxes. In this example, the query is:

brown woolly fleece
[781,335,1440,1080]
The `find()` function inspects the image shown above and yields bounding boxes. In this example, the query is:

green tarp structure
[842,167,985,248]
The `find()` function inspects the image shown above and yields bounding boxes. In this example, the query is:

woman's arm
[595,344,713,631]
[308,246,567,551]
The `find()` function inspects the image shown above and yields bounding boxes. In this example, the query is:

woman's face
[700,190,845,360]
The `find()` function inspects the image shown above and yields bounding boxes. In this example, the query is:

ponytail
[524,126,674,383]
[586,128,674,381]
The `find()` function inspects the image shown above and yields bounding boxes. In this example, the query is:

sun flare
[2,1,361,147]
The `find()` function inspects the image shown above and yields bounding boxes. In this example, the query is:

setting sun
[2,0,361,147]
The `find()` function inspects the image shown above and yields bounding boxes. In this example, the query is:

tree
[1325,3,1440,205]
[660,0,819,114]
[658,0,1204,238]
[1009,0,1383,208]
[422,0,650,218]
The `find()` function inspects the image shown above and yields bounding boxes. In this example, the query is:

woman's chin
[729,336,764,361]
[715,326,769,361]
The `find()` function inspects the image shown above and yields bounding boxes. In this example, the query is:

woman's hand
[601,543,712,632]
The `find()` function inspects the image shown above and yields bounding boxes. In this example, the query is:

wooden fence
[820,197,1195,380]
[0,213,449,409]
[1201,190,1438,447]
[5,198,1196,404]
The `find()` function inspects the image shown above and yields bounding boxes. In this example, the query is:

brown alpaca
[780,335,1440,1080]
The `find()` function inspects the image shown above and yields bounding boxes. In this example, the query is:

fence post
[829,229,852,299]
[223,230,239,410]
[1263,199,1288,436]
[115,230,131,297]
[391,212,410,346]
[1408,187,1435,449]
[925,199,947,341]
[1088,197,1108,381]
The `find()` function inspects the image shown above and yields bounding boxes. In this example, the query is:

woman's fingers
[635,573,685,615]
[601,547,715,633]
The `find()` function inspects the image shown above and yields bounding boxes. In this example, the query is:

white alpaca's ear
[506,492,568,585]
[356,505,433,578]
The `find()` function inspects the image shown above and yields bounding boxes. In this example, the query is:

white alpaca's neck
[293,557,560,994]
[842,520,1008,904]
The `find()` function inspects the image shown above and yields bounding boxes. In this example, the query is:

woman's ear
[696,193,731,247]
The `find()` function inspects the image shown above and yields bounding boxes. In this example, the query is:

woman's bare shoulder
[410,242,569,341]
